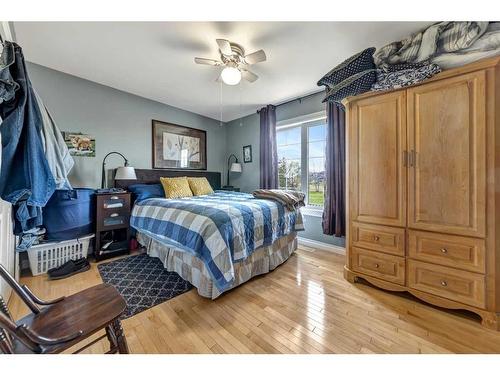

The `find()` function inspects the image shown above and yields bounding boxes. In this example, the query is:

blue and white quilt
[130,191,304,292]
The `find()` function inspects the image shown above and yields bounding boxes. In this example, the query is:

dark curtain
[259,105,278,189]
[322,101,346,237]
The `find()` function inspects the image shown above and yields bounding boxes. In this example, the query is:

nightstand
[220,187,240,192]
[94,192,131,262]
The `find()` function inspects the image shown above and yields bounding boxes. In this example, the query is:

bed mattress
[130,191,303,293]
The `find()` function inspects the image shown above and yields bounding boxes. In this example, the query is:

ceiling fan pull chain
[239,83,243,127]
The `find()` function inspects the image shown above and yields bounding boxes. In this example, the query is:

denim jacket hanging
[0,41,19,104]
[0,41,56,234]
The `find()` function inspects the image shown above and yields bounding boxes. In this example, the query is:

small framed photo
[243,145,252,163]
[63,132,96,157]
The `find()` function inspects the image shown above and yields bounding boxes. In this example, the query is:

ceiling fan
[194,39,267,85]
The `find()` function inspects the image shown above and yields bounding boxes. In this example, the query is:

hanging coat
[34,89,74,190]
[0,41,56,234]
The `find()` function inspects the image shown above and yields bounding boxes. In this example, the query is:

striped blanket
[130,191,304,292]
[374,22,490,69]
[252,189,305,211]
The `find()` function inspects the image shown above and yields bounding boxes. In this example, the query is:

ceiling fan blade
[194,57,221,66]
[216,39,233,56]
[244,49,266,64]
[241,69,258,83]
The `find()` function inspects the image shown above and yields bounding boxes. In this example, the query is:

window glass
[276,118,327,207]
[277,126,301,146]
[307,124,326,206]
[277,127,302,191]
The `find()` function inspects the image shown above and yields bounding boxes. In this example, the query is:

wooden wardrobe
[343,56,500,329]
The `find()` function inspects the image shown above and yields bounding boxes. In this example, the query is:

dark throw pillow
[317,47,376,88]
[128,183,164,203]
[322,69,377,105]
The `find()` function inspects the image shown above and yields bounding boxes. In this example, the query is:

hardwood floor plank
[189,297,268,353]
[192,297,297,354]
[8,246,500,353]
[225,292,323,353]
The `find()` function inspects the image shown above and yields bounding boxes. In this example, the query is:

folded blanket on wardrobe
[374,22,489,69]
[432,22,500,69]
[252,189,305,211]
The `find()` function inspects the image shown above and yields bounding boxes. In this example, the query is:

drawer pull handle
[374,263,380,269]
[110,196,120,200]
[441,280,447,287]
[110,213,119,218]
[441,248,448,254]
[373,235,380,242]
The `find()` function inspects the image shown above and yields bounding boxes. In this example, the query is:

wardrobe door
[407,71,486,238]
[349,90,407,227]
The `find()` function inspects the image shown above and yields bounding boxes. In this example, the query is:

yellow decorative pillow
[188,177,214,196]
[160,177,193,199]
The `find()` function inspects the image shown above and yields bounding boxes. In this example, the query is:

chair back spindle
[0,264,40,314]
[0,263,128,354]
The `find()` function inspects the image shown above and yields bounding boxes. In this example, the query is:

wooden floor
[8,245,500,353]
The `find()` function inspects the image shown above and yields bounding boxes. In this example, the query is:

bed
[116,169,304,298]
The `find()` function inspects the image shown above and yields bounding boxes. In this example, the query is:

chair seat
[16,283,126,353]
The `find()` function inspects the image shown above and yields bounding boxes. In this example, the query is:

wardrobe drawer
[351,247,405,285]
[408,260,485,309]
[352,222,405,256]
[408,230,485,273]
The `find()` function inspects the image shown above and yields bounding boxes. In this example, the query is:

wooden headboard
[113,169,222,190]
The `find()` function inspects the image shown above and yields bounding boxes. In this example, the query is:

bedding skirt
[136,231,298,299]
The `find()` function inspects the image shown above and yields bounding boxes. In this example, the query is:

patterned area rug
[97,254,192,318]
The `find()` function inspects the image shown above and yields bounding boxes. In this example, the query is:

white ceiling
[13,22,431,122]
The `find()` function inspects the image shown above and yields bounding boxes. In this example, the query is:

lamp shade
[221,66,241,85]
[115,166,137,180]
[230,162,242,173]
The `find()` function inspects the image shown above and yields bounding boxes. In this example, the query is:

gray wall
[225,113,260,192]
[226,92,345,247]
[29,61,342,247]
[27,62,227,189]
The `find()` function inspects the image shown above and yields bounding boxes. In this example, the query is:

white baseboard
[297,237,345,255]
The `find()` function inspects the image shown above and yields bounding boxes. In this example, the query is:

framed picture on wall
[62,132,96,157]
[243,145,252,163]
[152,119,207,170]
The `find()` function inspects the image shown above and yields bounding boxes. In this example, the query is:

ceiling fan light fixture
[221,66,241,85]
[195,39,264,84]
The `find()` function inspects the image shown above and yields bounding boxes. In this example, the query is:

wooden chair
[0,264,129,354]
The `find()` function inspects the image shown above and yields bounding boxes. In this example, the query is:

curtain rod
[256,89,324,114]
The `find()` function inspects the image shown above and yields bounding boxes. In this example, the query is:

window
[277,112,327,209]
[307,123,326,206]
[277,126,302,191]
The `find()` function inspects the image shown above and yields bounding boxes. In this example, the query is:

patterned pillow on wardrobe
[383,60,429,73]
[322,69,377,105]
[317,47,376,88]
[371,64,442,92]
